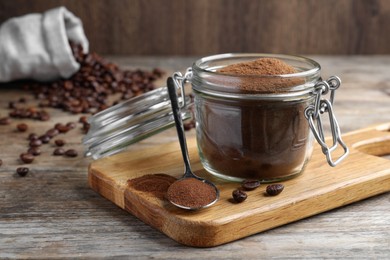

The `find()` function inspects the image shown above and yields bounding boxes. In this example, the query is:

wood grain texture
[0,0,390,55]
[0,56,390,257]
[88,124,390,247]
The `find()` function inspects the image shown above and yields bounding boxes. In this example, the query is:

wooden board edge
[123,171,390,247]
[88,165,126,209]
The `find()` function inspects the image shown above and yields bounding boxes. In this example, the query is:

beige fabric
[0,7,88,82]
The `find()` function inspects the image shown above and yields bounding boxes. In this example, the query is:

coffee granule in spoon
[166,178,217,209]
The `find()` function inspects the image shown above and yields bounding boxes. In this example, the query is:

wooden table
[1,56,389,259]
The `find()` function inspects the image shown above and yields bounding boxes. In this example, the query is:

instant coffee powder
[190,54,321,182]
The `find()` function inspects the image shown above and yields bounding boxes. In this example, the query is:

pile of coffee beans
[24,42,164,115]
[0,42,171,177]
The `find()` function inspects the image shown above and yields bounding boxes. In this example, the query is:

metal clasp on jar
[304,76,349,166]
[172,68,193,109]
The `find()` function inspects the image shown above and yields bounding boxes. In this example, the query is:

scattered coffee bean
[79,116,88,124]
[266,184,284,196]
[66,122,76,129]
[17,123,28,132]
[28,147,41,156]
[39,135,51,144]
[9,107,50,121]
[0,117,11,125]
[46,128,59,138]
[55,139,65,147]
[232,189,247,203]
[55,124,69,133]
[184,121,196,131]
[29,139,42,147]
[28,133,39,141]
[241,179,261,191]
[38,111,50,121]
[53,148,65,156]
[16,167,29,177]
[64,149,78,157]
[8,101,16,109]
[82,122,90,133]
[0,159,2,166]
[20,153,34,163]
[19,97,27,103]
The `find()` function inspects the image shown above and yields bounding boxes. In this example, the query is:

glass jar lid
[83,87,192,159]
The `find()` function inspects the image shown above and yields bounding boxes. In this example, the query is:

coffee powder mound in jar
[196,57,311,181]
[166,178,217,208]
[217,58,303,93]
[219,58,297,76]
[127,174,177,200]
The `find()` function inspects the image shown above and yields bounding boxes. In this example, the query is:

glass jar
[83,53,348,182]
[191,54,320,182]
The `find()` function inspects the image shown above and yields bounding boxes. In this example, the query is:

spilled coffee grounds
[127,174,177,200]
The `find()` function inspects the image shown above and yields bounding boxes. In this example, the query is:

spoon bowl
[166,77,219,210]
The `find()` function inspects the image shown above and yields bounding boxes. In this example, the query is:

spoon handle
[167,77,193,177]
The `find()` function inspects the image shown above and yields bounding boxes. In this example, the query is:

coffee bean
[0,117,11,125]
[63,81,73,91]
[29,139,42,147]
[53,148,65,156]
[46,128,59,138]
[39,135,51,144]
[28,147,41,156]
[16,123,28,132]
[38,111,50,121]
[241,179,261,190]
[8,101,16,109]
[66,122,76,129]
[232,189,247,203]
[56,124,69,133]
[184,121,195,131]
[55,139,65,147]
[0,159,2,166]
[153,68,164,77]
[18,97,27,103]
[28,133,39,141]
[266,184,284,196]
[80,121,90,134]
[20,153,34,163]
[64,149,78,157]
[79,116,88,124]
[16,167,29,177]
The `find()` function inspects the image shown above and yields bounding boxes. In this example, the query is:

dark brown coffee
[195,58,312,181]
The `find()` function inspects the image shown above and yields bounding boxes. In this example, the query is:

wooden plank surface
[1,56,390,258]
[89,124,390,247]
[1,0,390,55]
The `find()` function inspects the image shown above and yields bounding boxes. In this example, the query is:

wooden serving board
[88,123,390,247]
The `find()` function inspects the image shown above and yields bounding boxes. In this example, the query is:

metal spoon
[166,77,219,210]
